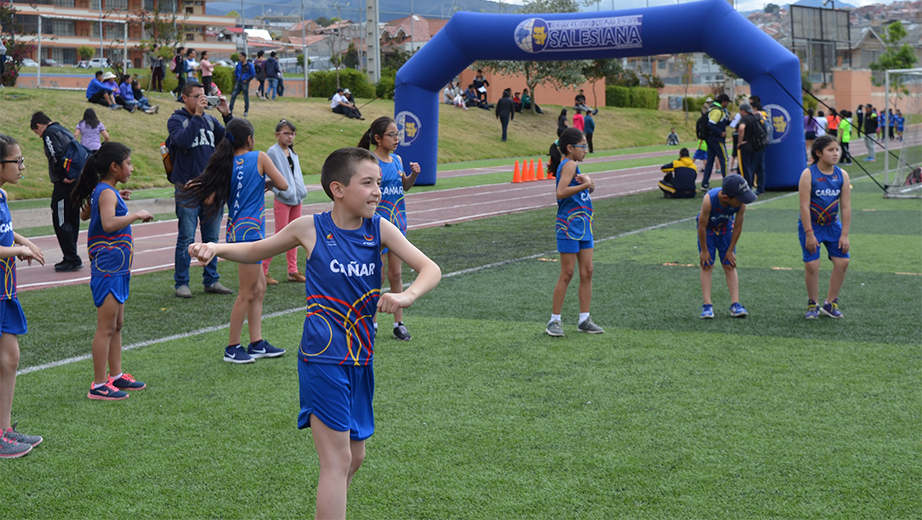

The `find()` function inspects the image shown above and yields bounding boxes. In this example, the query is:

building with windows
[8,0,235,66]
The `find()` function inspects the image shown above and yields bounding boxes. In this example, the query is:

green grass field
[1,167,919,518]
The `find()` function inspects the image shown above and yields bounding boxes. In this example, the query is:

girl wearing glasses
[358,116,421,341]
[263,120,308,284]
[0,134,45,457]
[545,128,604,337]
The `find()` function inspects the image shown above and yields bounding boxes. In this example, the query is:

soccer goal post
[884,67,922,199]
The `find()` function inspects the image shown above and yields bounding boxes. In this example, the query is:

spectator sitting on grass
[666,127,680,146]
[658,148,698,199]
[86,71,118,109]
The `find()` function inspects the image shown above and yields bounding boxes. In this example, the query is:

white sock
[394,322,402,329]
[549,314,561,324]
[111,373,123,380]
[579,313,590,324]
[373,323,379,332]
[93,381,107,389]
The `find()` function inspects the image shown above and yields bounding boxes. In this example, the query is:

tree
[582,59,622,109]
[315,17,331,27]
[870,21,919,97]
[480,0,587,114]
[0,3,35,86]
[78,45,95,62]
[676,53,696,123]
[132,4,190,66]
[764,3,779,14]
[343,42,359,69]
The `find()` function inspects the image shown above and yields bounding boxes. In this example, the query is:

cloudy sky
[501,0,899,10]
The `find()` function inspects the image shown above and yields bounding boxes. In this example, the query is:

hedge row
[605,86,660,109]
[307,69,375,99]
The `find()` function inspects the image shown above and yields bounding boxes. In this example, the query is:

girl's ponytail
[357,128,373,150]
[185,118,254,218]
[71,142,131,208]
[358,116,395,150]
[547,128,584,177]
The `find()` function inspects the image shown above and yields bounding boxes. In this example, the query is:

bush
[605,85,659,109]
[210,66,233,96]
[307,68,374,99]
[376,72,395,100]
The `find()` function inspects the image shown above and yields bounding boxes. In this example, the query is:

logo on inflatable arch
[514,15,643,54]
[764,104,791,145]
[395,111,422,146]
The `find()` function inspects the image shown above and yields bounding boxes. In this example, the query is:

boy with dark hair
[658,148,697,198]
[697,174,756,319]
[30,112,84,272]
[188,147,441,520]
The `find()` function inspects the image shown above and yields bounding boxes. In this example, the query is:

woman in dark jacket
[557,108,569,137]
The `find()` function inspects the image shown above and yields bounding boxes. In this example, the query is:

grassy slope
[0,86,697,200]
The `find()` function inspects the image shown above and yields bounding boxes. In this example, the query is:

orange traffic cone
[536,158,546,180]
[527,159,536,181]
[512,160,522,183]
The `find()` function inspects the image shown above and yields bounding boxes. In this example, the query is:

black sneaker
[55,260,83,272]
[247,339,285,359]
[393,322,412,341]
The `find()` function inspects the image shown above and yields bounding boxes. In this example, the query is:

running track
[14,137,895,291]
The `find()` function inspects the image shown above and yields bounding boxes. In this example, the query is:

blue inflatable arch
[394,0,804,189]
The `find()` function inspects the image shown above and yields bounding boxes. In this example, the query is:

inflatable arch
[394,0,804,189]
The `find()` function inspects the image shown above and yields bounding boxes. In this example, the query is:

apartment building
[9,0,235,66]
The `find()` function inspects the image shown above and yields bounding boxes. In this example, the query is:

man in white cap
[330,87,363,119]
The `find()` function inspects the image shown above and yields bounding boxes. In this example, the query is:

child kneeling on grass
[0,134,45,458]
[798,135,851,319]
[188,147,441,520]
[697,174,756,319]
[72,142,154,400]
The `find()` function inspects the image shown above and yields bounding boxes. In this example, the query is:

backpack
[171,55,181,73]
[750,113,771,150]
[695,113,709,140]
[905,167,922,186]
[61,136,92,181]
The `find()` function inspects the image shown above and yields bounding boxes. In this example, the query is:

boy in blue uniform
[188,147,441,519]
[798,135,851,319]
[697,174,756,319]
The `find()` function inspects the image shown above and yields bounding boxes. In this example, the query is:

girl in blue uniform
[0,134,45,457]
[184,118,289,364]
[798,135,851,319]
[545,128,604,337]
[358,117,421,341]
[71,142,153,400]
[188,148,441,519]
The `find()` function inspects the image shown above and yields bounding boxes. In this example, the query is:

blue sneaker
[224,344,255,364]
[805,300,820,319]
[700,304,714,319]
[87,381,129,401]
[729,302,748,318]
[247,339,285,359]
[821,299,843,319]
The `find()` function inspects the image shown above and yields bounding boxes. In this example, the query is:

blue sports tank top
[88,183,133,277]
[0,191,17,300]
[301,212,382,366]
[697,187,740,235]
[226,151,266,243]
[555,158,593,240]
[376,154,407,234]
[804,163,844,226]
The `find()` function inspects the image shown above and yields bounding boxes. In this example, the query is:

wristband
[805,229,814,235]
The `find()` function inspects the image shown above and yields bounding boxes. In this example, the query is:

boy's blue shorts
[693,149,707,161]
[91,273,130,308]
[698,232,734,266]
[799,220,849,263]
[557,237,594,254]
[0,298,27,335]
[298,360,375,441]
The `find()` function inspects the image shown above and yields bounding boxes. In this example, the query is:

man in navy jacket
[229,53,256,117]
[167,81,235,298]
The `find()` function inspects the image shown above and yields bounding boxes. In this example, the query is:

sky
[501,0,901,10]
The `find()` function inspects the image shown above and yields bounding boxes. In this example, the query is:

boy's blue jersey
[226,151,266,242]
[803,163,844,226]
[301,212,382,366]
[896,115,905,131]
[555,159,593,240]
[0,191,17,300]
[697,187,740,235]
[375,154,407,234]
[88,183,133,277]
